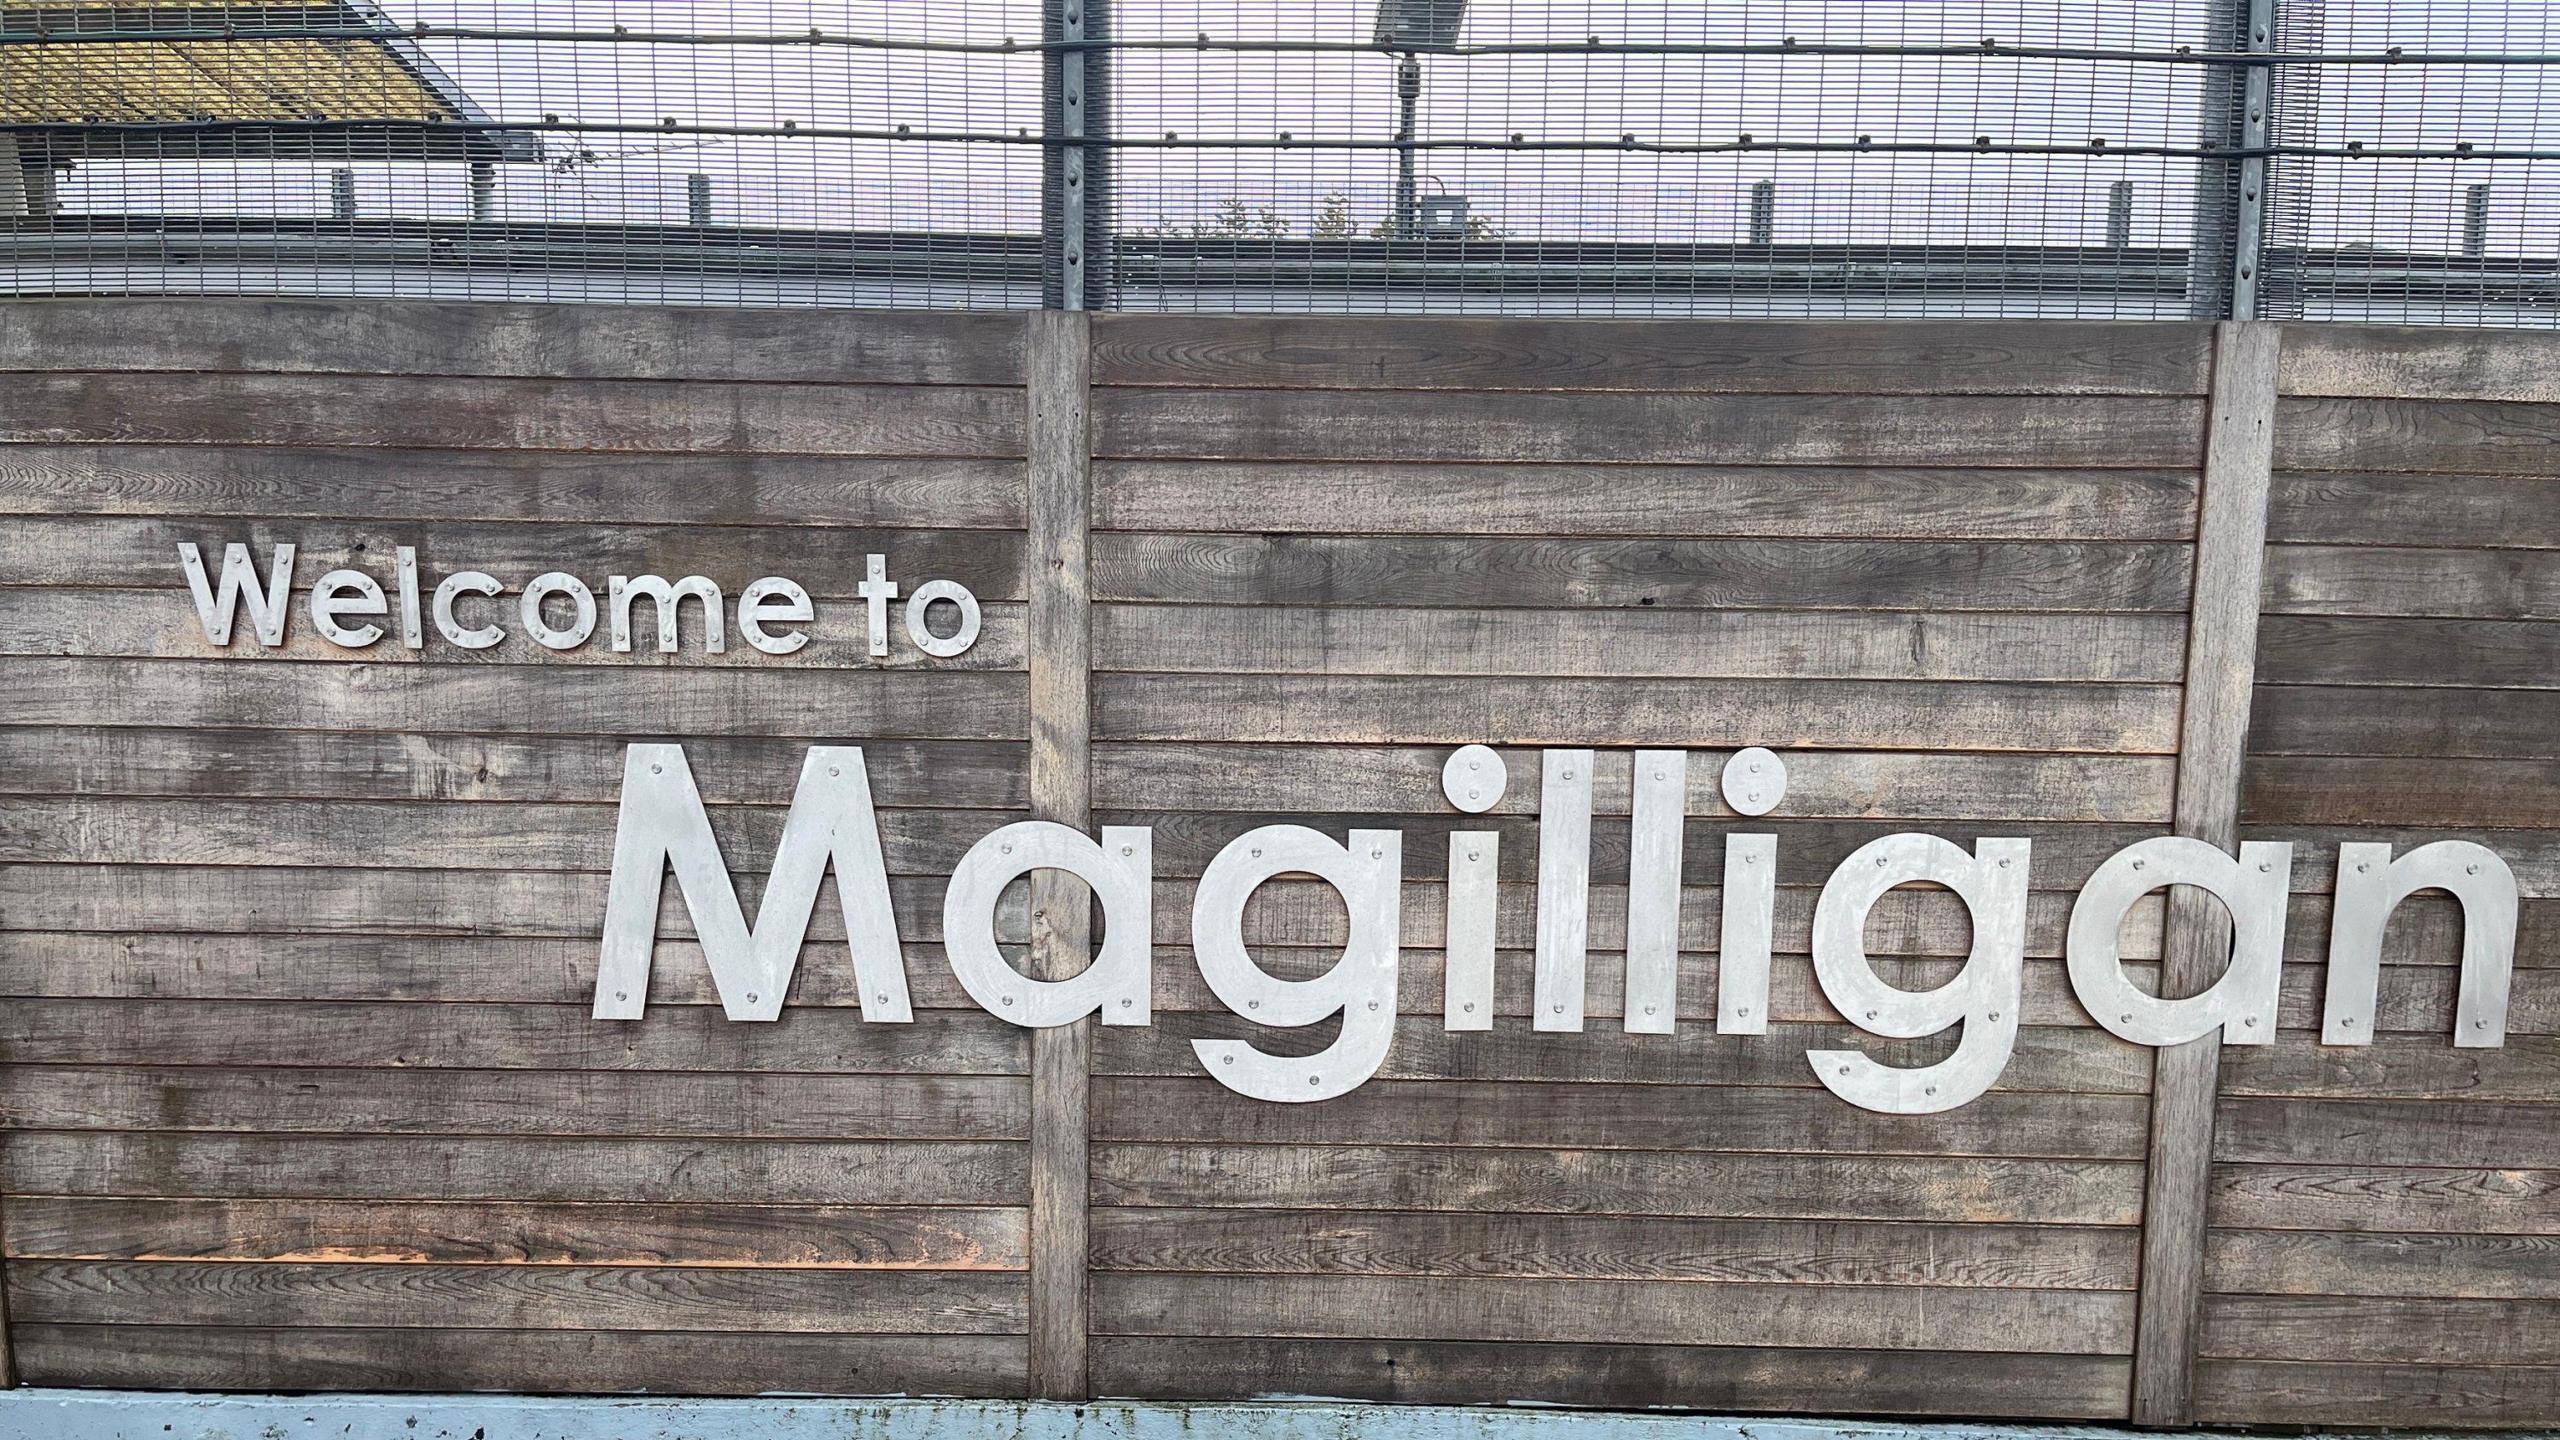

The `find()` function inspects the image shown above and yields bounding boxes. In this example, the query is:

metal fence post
[1044,0,1109,309]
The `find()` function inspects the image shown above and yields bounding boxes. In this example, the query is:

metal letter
[594,744,911,1023]
[610,574,726,654]
[307,567,388,649]
[394,546,423,649]
[1533,750,1594,1032]
[520,572,597,651]
[1809,833,2031,1113]
[1624,749,1687,1035]
[904,578,982,658]
[943,821,1152,1028]
[857,553,899,659]
[177,541,295,646]
[1718,833,1777,1034]
[1192,825,1402,1102]
[1722,746,1786,817]
[738,577,814,656]
[2324,840,2518,1047]
[1444,830,1497,1031]
[1441,744,1505,814]
[2067,836,2291,1046]
[432,570,505,650]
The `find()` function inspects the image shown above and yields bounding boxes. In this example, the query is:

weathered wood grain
[2214,1097,2560,1168]
[2249,684,2558,759]
[0,446,1029,528]
[2196,1357,2560,1428]
[0,1065,1025,1139]
[2243,756,2560,828]
[1091,1336,2131,1417]
[1093,674,2181,752]
[2280,325,2560,402]
[1088,1079,2145,1158]
[1089,1143,2143,1224]
[2199,1294,2559,1366]
[1093,460,2197,540]
[1091,1273,2133,1352]
[1090,315,2214,395]
[0,300,1028,384]
[2208,1164,2560,1234]
[5,1259,1026,1333]
[2,1131,1027,1204]
[1093,534,2192,612]
[2206,1229,2560,1299]
[2268,472,2560,550]
[2265,544,2560,620]
[1095,389,2203,467]
[0,375,1025,456]
[0,658,1028,739]
[10,1127,1029,1204]
[2272,396,2560,476]
[0,728,1029,809]
[2219,1034,2558,1101]
[4,1196,1028,1270]
[1087,1207,2136,1288]
[1093,606,2189,682]
[11,1324,1030,1397]
[2256,615,2558,689]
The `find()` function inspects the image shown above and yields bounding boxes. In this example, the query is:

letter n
[594,743,910,1022]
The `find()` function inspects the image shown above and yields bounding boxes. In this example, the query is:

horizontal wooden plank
[1095,743,2173,822]
[1091,1273,2133,1353]
[4,1196,1028,1270]
[1089,1143,2144,1224]
[0,659,1028,739]
[1092,535,2192,612]
[2243,757,2560,828]
[0,1065,1025,1140]
[2268,472,2560,549]
[2,1131,1027,1204]
[1091,1335,2133,1418]
[1089,1206,2135,1288]
[0,299,1028,384]
[1,516,1029,599]
[2214,1097,2560,1169]
[2208,1164,2559,1234]
[2274,396,2560,476]
[4,587,1032,671]
[1094,607,2189,683]
[2207,1229,2560,1300]
[1090,315,2214,395]
[2279,325,2560,402]
[1094,674,2181,752]
[0,728,1029,809]
[2200,1294,2560,1366]
[2265,545,2560,621]
[0,445,1029,528]
[2245,829,2560,895]
[1097,1017,2151,1094]
[2257,615,2558,690]
[0,999,1027,1075]
[0,374,1024,457]
[2248,685,2559,759]
[1093,461,2197,541]
[0,865,989,940]
[5,1259,1025,1333]
[1090,1078,2148,1159]
[2197,1357,2560,1428]
[2219,1035,2558,1102]
[12,1323,1030,1397]
[1095,389,2204,467]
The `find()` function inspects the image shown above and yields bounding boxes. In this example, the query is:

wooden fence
[0,302,2548,1427]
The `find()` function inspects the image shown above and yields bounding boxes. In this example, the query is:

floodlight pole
[1393,53,1422,240]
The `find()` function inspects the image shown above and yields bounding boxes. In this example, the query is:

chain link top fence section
[0,0,2550,321]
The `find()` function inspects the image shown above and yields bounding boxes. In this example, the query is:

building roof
[1,1,539,161]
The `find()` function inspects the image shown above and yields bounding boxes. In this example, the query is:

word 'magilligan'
[596,743,2521,1114]
[177,542,981,659]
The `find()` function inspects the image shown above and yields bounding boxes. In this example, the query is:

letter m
[594,743,910,1023]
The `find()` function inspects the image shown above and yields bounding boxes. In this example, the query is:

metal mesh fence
[0,0,2549,322]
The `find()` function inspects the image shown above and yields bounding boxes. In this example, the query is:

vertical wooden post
[1024,308,1093,1399]
[2130,319,2283,1426]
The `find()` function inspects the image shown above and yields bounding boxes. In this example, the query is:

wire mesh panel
[0,0,2554,321]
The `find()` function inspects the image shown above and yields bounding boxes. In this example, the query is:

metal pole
[2109,179,2136,249]
[2463,183,2490,258]
[1393,54,1421,240]
[1042,0,1106,307]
